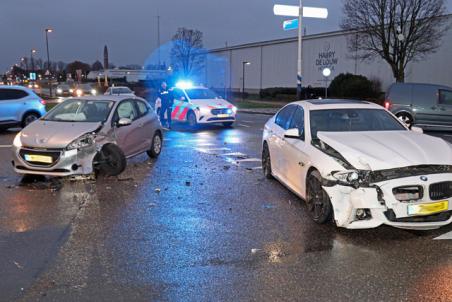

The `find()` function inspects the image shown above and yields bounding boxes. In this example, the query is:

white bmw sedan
[262,99,452,230]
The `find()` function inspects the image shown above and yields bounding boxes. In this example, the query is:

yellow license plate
[24,154,53,164]
[408,201,449,216]
[217,114,229,118]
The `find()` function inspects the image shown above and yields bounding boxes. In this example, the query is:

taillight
[40,99,46,105]
[384,100,390,110]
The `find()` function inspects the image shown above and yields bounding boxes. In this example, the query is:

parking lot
[0,113,451,301]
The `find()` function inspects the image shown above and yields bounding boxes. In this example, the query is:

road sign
[29,72,36,80]
[45,69,50,76]
[274,5,328,19]
[283,19,299,31]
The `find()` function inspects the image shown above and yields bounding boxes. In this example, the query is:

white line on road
[236,158,261,163]
[241,120,254,123]
[238,124,251,128]
[434,230,452,240]
[0,145,12,148]
[222,152,248,157]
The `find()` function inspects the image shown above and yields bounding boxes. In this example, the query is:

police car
[155,82,237,127]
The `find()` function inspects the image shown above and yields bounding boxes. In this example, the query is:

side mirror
[284,128,301,139]
[117,117,132,127]
[411,126,423,134]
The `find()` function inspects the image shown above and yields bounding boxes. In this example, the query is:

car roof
[0,85,31,91]
[292,99,383,110]
[66,95,144,102]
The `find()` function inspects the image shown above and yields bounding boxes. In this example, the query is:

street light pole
[297,0,303,100]
[31,49,36,72]
[242,61,250,101]
[45,28,53,97]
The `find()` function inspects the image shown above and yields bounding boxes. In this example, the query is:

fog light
[355,208,371,220]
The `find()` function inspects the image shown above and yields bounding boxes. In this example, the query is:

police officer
[159,81,173,128]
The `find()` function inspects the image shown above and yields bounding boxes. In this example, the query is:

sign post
[274,3,328,100]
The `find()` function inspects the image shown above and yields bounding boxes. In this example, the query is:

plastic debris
[155,188,161,193]
[251,248,261,254]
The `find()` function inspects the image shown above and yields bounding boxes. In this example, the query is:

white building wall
[207,19,452,93]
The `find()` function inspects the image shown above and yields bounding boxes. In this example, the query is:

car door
[280,105,310,195]
[267,105,296,181]
[0,89,27,122]
[171,88,190,121]
[134,99,155,152]
[436,89,452,126]
[113,100,142,157]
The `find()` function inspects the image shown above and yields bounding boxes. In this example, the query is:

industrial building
[205,19,452,93]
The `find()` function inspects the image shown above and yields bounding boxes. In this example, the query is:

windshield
[310,109,406,139]
[44,99,114,122]
[185,88,218,100]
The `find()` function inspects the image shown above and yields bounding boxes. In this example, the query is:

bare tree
[342,0,449,82]
[171,27,205,77]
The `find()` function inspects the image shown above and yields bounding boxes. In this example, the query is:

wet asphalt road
[0,113,451,302]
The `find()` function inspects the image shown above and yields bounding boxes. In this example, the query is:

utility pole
[157,15,161,67]
[45,28,53,97]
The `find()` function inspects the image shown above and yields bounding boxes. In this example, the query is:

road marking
[196,147,231,154]
[238,124,251,128]
[241,120,254,123]
[0,145,12,148]
[236,158,261,163]
[434,230,452,240]
[222,152,247,157]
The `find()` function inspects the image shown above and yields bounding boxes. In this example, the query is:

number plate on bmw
[24,154,53,164]
[408,201,449,216]
[217,114,229,118]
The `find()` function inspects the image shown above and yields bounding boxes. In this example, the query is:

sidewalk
[234,99,288,115]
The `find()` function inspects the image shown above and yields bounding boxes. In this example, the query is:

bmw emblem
[420,176,428,182]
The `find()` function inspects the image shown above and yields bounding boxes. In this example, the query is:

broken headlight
[67,133,95,150]
[331,170,370,188]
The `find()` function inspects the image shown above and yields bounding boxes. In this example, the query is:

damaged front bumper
[12,144,98,177]
[322,172,452,230]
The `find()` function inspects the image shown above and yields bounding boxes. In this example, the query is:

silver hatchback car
[12,95,163,177]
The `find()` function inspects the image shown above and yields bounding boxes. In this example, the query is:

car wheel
[396,112,413,128]
[147,131,162,158]
[187,111,197,128]
[262,143,273,179]
[95,144,127,176]
[222,122,234,127]
[306,170,333,224]
[22,112,40,128]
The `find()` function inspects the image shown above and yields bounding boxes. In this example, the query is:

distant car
[27,82,41,94]
[73,83,98,97]
[56,84,72,97]
[105,86,135,96]
[12,96,163,177]
[0,85,46,130]
[155,84,237,127]
[262,99,452,230]
[386,82,452,130]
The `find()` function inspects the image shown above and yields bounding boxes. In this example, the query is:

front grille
[207,117,235,121]
[429,181,452,200]
[211,108,230,115]
[384,210,452,223]
[19,148,62,167]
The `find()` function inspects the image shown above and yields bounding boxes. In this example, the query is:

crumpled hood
[190,99,233,109]
[20,121,102,149]
[317,131,452,170]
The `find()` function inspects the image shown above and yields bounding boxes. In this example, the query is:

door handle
[298,161,305,167]
[431,106,437,110]
[440,107,447,111]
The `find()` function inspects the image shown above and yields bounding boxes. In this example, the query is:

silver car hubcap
[153,135,162,154]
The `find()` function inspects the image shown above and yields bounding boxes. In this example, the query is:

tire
[222,122,234,127]
[187,111,197,128]
[22,112,40,128]
[395,112,413,129]
[94,144,127,176]
[262,143,273,179]
[147,131,163,158]
[306,170,333,224]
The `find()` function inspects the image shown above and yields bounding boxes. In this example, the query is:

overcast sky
[0,0,451,72]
